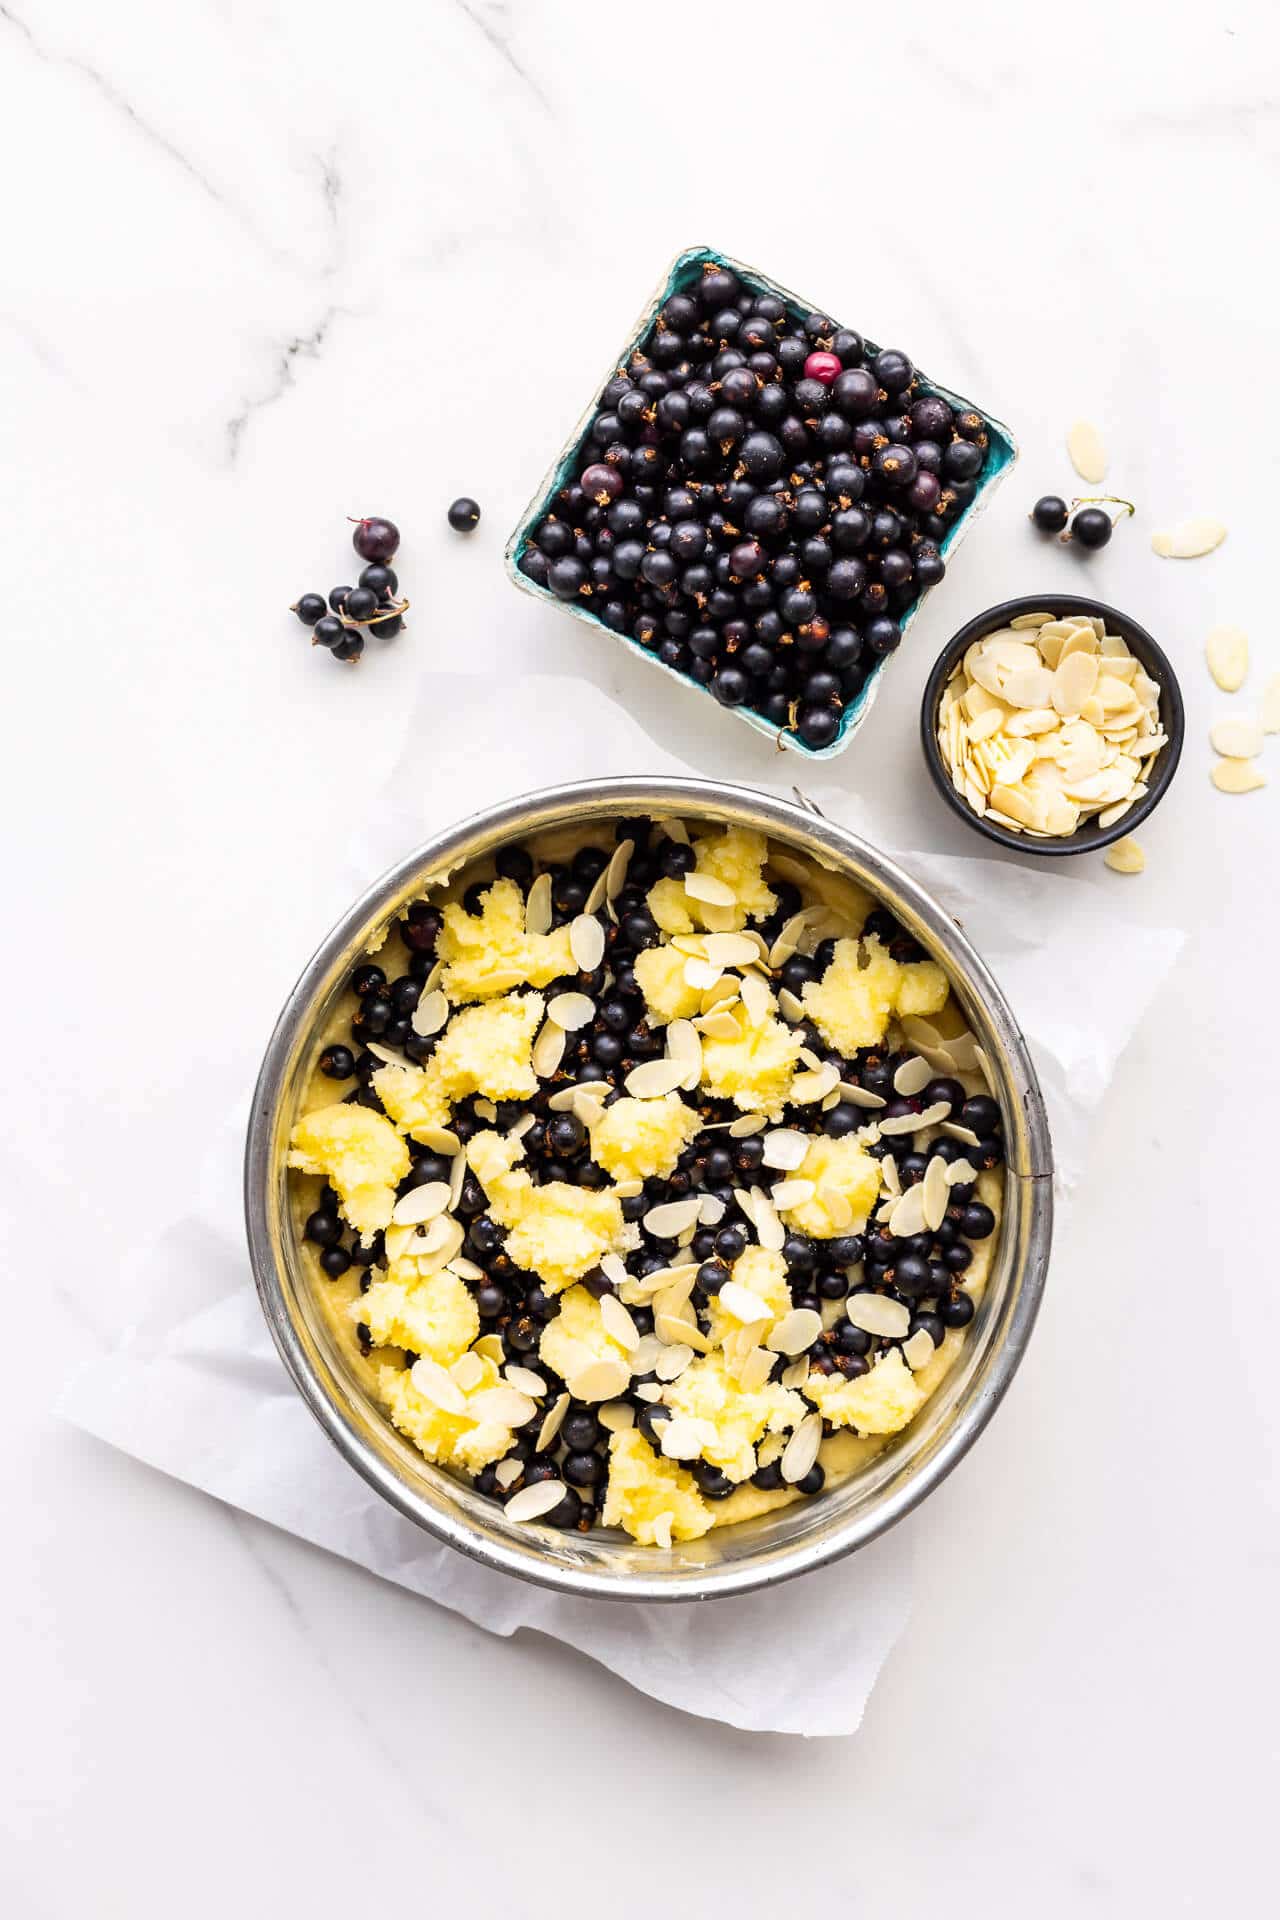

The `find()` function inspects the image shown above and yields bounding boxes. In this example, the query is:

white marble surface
[2,1,1277,1912]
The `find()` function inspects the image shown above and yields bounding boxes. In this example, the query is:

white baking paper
[61,675,1183,1735]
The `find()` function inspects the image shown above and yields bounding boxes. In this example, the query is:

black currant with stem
[1063,495,1136,551]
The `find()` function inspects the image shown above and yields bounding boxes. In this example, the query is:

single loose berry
[350,515,400,562]
[447,496,481,530]
[1031,494,1069,534]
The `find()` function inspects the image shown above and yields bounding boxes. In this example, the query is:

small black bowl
[920,594,1185,857]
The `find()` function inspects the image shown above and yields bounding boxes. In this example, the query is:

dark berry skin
[1031,494,1069,534]
[1070,506,1113,549]
[351,516,400,562]
[293,593,327,626]
[447,496,481,531]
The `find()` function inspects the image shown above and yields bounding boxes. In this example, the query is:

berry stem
[1071,495,1137,521]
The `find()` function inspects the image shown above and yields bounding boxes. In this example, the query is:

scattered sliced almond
[1103,836,1145,875]
[548,990,595,1030]
[536,1393,571,1452]
[1262,674,1280,734]
[903,1328,937,1372]
[567,1358,631,1402]
[892,1056,933,1097]
[410,989,449,1038]
[524,871,553,935]
[390,1181,451,1226]
[846,1294,912,1339]
[1066,419,1107,484]
[504,1479,566,1523]
[1210,715,1264,760]
[469,1386,537,1428]
[766,1308,823,1356]
[531,1020,566,1079]
[780,1414,823,1485]
[410,1356,468,1416]
[654,1343,695,1383]
[1152,517,1226,559]
[504,1365,548,1398]
[643,1196,702,1239]
[1205,626,1248,694]
[624,1057,688,1098]
[762,1127,810,1171]
[684,870,736,907]
[1211,758,1267,795]
[597,1399,635,1433]
[598,1293,640,1351]
[568,913,605,973]
[493,1457,523,1491]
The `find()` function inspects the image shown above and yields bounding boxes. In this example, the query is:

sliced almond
[654,1343,695,1383]
[846,1293,912,1339]
[531,1020,566,1079]
[624,1057,689,1098]
[1066,420,1107,483]
[567,1358,632,1402]
[702,932,760,967]
[1152,517,1226,559]
[1103,836,1145,875]
[524,871,553,935]
[1261,673,1280,734]
[390,1181,451,1226]
[469,1386,537,1427]
[409,1356,469,1415]
[684,871,736,907]
[766,1308,823,1355]
[660,1416,708,1461]
[762,1127,811,1171]
[504,1364,548,1398]
[922,1155,950,1232]
[536,1392,571,1452]
[1205,626,1248,694]
[1211,758,1267,795]
[410,989,449,1038]
[643,1196,702,1239]
[504,1478,566,1523]
[892,1056,933,1097]
[548,991,595,1030]
[665,1018,703,1090]
[1210,715,1264,760]
[903,1328,937,1372]
[598,1399,635,1433]
[780,1414,823,1485]
[568,913,605,973]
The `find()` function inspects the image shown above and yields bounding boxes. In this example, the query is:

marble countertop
[3,3,1276,1913]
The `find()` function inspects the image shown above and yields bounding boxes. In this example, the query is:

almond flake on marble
[1260,673,1280,733]
[1205,626,1249,693]
[1066,419,1107,483]
[1152,518,1226,559]
[1211,758,1267,794]
[1103,836,1146,875]
[1210,715,1264,760]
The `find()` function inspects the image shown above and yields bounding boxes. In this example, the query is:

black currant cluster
[1031,493,1136,552]
[292,515,407,664]
[302,820,1005,1530]
[518,262,992,749]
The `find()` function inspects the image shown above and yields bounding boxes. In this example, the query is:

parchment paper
[61,675,1183,1734]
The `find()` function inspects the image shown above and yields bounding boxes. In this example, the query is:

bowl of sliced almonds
[921,595,1184,855]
